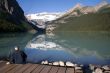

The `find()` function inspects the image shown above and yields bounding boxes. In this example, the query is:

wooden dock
[0,62,83,73]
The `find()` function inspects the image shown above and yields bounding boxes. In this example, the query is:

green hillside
[55,12,110,31]
[47,4,110,32]
[49,5,110,31]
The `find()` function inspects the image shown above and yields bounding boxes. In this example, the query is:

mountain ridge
[47,2,110,32]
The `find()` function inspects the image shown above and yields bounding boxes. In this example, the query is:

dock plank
[66,68,75,73]
[57,67,66,73]
[0,65,11,72]
[23,64,39,73]
[7,64,23,73]
[40,65,52,73]
[0,61,7,68]
[32,65,45,73]
[49,66,59,73]
[15,64,32,73]
[0,63,77,73]
[0,64,17,73]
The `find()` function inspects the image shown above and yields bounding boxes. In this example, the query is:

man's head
[14,46,19,51]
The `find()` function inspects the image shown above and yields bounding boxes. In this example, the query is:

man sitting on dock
[9,46,27,64]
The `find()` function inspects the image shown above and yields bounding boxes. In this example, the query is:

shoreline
[0,56,110,66]
[0,60,110,73]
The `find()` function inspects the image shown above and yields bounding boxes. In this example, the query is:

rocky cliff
[0,0,33,32]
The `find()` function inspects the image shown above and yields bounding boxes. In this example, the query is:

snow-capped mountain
[25,12,64,29]
[26,12,64,24]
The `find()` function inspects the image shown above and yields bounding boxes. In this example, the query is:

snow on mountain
[25,12,64,29]
[26,12,64,22]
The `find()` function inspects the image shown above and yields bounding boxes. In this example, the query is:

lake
[0,32,110,65]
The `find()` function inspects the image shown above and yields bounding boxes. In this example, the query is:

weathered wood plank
[0,64,10,71]
[7,64,23,73]
[0,63,76,73]
[0,64,17,73]
[15,64,32,73]
[66,68,75,73]
[49,66,59,73]
[23,64,39,73]
[0,61,7,68]
[57,67,66,73]
[40,65,52,73]
[0,65,11,72]
[32,65,45,73]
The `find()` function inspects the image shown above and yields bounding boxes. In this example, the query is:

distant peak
[67,3,83,14]
[71,3,83,10]
[74,3,83,9]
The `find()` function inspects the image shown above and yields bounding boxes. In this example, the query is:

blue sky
[17,0,110,14]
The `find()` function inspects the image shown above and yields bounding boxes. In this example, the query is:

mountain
[59,1,109,19]
[26,12,64,25]
[0,0,33,32]
[48,2,110,32]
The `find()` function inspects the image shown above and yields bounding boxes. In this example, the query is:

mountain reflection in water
[25,32,110,65]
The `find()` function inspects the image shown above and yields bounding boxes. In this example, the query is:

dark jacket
[9,50,27,64]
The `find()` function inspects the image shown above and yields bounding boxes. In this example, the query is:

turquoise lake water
[0,32,110,65]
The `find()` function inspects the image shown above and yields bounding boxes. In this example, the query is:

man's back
[12,51,24,64]
[9,47,27,64]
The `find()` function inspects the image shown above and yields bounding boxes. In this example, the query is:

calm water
[0,33,34,59]
[0,32,110,65]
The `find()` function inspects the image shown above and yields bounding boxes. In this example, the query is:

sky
[17,0,110,14]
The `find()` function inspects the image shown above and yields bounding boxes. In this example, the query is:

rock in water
[102,65,110,70]
[94,68,103,73]
[53,62,59,66]
[43,60,48,65]
[89,64,95,70]
[59,61,65,66]
[66,61,75,67]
